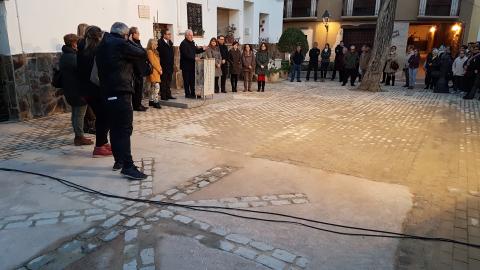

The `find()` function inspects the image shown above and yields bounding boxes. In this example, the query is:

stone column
[310,0,317,17]
[375,0,381,15]
[286,0,292,18]
[450,0,459,16]
[346,0,354,16]
[419,0,427,16]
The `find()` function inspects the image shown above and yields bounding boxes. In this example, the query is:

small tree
[358,0,398,92]
[278,28,309,55]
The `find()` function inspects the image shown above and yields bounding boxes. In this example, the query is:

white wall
[3,0,283,55]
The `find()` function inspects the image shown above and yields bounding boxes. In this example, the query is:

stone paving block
[35,218,59,226]
[27,254,54,270]
[171,193,187,201]
[164,189,179,196]
[5,220,33,229]
[241,196,260,202]
[211,227,228,236]
[249,241,274,251]
[141,190,153,197]
[250,201,269,208]
[86,214,107,222]
[142,225,152,230]
[123,259,137,270]
[261,195,278,200]
[101,215,125,229]
[84,209,104,215]
[271,200,291,206]
[278,194,296,199]
[62,216,85,224]
[453,260,468,270]
[140,208,158,218]
[198,181,210,188]
[226,234,251,245]
[292,198,309,204]
[151,194,167,201]
[272,249,297,263]
[30,212,60,220]
[59,240,82,254]
[102,230,120,242]
[256,254,287,270]
[219,240,236,252]
[140,248,155,265]
[157,210,174,218]
[129,185,140,192]
[124,229,138,243]
[124,244,138,260]
[227,202,249,208]
[468,259,480,270]
[141,182,153,188]
[234,246,258,260]
[125,217,143,227]
[173,215,193,224]
[188,220,209,231]
[4,215,28,222]
[295,257,309,268]
[146,217,160,222]
[63,210,80,216]
[219,197,239,203]
[140,266,155,270]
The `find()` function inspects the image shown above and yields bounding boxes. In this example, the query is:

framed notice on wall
[138,5,150,19]
[187,2,203,36]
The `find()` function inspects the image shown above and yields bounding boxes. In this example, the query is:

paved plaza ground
[0,80,479,270]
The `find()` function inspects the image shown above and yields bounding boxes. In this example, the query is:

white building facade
[0,0,284,121]
[1,0,284,55]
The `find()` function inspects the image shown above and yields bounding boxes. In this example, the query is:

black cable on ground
[1,167,479,249]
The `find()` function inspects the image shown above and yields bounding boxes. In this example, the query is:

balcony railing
[342,0,381,17]
[283,0,318,18]
[419,0,460,17]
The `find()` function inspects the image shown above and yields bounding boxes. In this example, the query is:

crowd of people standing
[57,22,279,180]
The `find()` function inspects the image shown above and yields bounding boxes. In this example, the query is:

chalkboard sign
[187,2,204,36]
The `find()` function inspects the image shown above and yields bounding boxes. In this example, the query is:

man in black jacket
[157,29,176,100]
[332,41,345,81]
[96,22,148,180]
[463,44,480,100]
[217,35,229,93]
[180,29,205,98]
[306,42,320,81]
[129,27,149,111]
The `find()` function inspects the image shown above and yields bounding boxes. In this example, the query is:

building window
[425,0,452,16]
[290,0,317,17]
[352,0,377,16]
[187,2,204,36]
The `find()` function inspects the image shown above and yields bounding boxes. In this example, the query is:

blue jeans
[290,64,301,81]
[408,68,418,88]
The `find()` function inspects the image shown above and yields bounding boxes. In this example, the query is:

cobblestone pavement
[0,80,479,269]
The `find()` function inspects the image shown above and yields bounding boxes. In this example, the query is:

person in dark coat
[342,45,360,86]
[255,43,269,92]
[463,44,480,99]
[217,35,229,93]
[306,42,320,81]
[407,48,420,89]
[290,45,304,82]
[228,41,242,92]
[424,50,435,89]
[180,29,205,98]
[157,29,176,100]
[332,41,345,81]
[434,47,453,93]
[77,25,112,158]
[59,34,93,147]
[95,22,148,180]
[320,43,331,80]
[129,27,150,111]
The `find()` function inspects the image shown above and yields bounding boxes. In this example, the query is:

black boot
[257,81,261,92]
[261,81,265,92]
[392,75,395,86]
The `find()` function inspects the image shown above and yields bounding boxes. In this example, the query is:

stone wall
[0,55,17,121]
[11,53,68,120]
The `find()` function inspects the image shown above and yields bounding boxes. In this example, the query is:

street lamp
[322,10,330,41]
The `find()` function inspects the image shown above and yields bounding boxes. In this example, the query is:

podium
[195,59,215,99]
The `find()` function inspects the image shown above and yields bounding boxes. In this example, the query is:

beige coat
[205,46,222,77]
[384,52,399,73]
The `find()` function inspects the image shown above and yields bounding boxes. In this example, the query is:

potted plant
[277,28,309,60]
[225,24,237,44]
[266,59,281,82]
